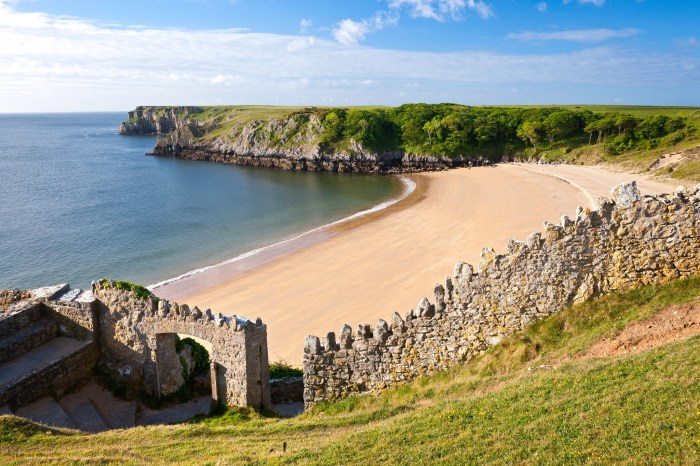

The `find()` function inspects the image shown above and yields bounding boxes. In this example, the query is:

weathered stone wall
[49,300,99,341]
[303,182,700,407]
[0,340,98,409]
[270,377,304,404]
[0,301,44,339]
[94,281,271,409]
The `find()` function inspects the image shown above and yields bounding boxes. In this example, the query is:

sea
[0,112,404,290]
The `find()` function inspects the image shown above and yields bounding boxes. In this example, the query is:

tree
[517,121,544,150]
[423,117,441,146]
[543,111,578,144]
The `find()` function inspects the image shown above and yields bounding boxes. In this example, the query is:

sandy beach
[156,164,677,364]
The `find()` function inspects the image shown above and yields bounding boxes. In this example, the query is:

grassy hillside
[2,276,700,464]
[513,105,700,118]
[145,104,700,182]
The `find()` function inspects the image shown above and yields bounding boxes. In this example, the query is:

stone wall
[49,301,99,341]
[303,182,700,407]
[94,281,271,409]
[0,339,99,408]
[270,377,304,404]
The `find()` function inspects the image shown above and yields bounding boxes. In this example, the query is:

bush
[100,279,152,300]
[269,360,303,379]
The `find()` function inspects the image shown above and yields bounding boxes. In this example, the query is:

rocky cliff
[117,106,203,136]
[118,106,489,173]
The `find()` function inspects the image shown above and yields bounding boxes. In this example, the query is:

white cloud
[563,0,606,5]
[332,19,370,45]
[508,28,640,42]
[389,0,494,21]
[332,11,398,45]
[0,3,697,111]
[536,2,548,13]
[299,18,312,34]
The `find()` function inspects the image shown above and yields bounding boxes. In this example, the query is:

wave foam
[147,177,417,291]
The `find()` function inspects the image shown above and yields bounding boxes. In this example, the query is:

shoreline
[149,175,418,293]
[155,164,677,364]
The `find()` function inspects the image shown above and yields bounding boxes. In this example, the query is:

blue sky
[1,0,698,111]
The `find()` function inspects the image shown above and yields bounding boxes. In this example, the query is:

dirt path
[582,303,700,358]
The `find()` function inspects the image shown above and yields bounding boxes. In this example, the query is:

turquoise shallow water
[0,113,402,289]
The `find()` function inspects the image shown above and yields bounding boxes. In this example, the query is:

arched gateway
[94,280,270,409]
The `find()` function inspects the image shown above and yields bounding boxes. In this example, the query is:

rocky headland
[118,106,490,173]
[119,104,700,180]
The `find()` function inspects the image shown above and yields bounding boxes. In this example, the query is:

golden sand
[157,164,675,364]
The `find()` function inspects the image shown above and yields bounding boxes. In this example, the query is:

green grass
[269,361,303,379]
[514,105,700,118]
[148,104,700,182]
[2,276,700,464]
[99,279,152,300]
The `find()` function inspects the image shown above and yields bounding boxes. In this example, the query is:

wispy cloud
[299,18,312,34]
[389,0,494,21]
[563,0,606,6]
[332,0,493,45]
[332,19,370,45]
[332,11,398,45]
[0,3,697,111]
[508,28,640,43]
[676,36,699,48]
[535,2,548,13]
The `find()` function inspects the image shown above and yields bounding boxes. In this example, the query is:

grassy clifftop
[3,276,699,464]
[125,104,700,180]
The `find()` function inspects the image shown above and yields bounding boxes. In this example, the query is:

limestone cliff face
[119,107,489,173]
[117,106,203,135]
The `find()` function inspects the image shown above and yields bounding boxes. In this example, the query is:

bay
[0,112,402,290]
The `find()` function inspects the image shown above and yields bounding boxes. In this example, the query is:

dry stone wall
[94,281,271,409]
[303,182,700,407]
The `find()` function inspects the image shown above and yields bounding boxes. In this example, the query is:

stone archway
[93,281,271,409]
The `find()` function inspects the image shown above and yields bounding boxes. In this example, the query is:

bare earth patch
[649,144,700,173]
[581,303,700,358]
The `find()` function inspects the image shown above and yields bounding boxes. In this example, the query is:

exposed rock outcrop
[117,106,203,135]
[119,107,490,173]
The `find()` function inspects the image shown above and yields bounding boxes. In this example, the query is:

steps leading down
[0,336,97,408]
[14,397,76,430]
[0,316,58,365]
[58,389,110,433]
[0,382,138,433]
[67,382,137,430]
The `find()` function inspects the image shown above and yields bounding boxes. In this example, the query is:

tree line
[296,104,693,159]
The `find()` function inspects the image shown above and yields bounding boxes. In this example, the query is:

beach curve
[155,164,676,364]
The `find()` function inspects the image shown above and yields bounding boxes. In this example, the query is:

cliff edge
[118,106,489,173]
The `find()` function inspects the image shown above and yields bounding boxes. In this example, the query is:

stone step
[0,302,45,341]
[0,336,97,407]
[0,317,57,365]
[138,396,213,426]
[74,383,136,430]
[59,388,109,433]
[52,287,83,303]
[15,396,76,430]
[31,284,71,301]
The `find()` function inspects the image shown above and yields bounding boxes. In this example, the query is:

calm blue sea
[0,113,402,290]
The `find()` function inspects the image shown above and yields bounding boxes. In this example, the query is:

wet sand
[156,164,677,364]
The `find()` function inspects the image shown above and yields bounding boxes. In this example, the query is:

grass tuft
[2,276,700,464]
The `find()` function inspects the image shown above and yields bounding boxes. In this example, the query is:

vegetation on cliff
[123,104,700,179]
[98,279,152,301]
[2,276,699,464]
